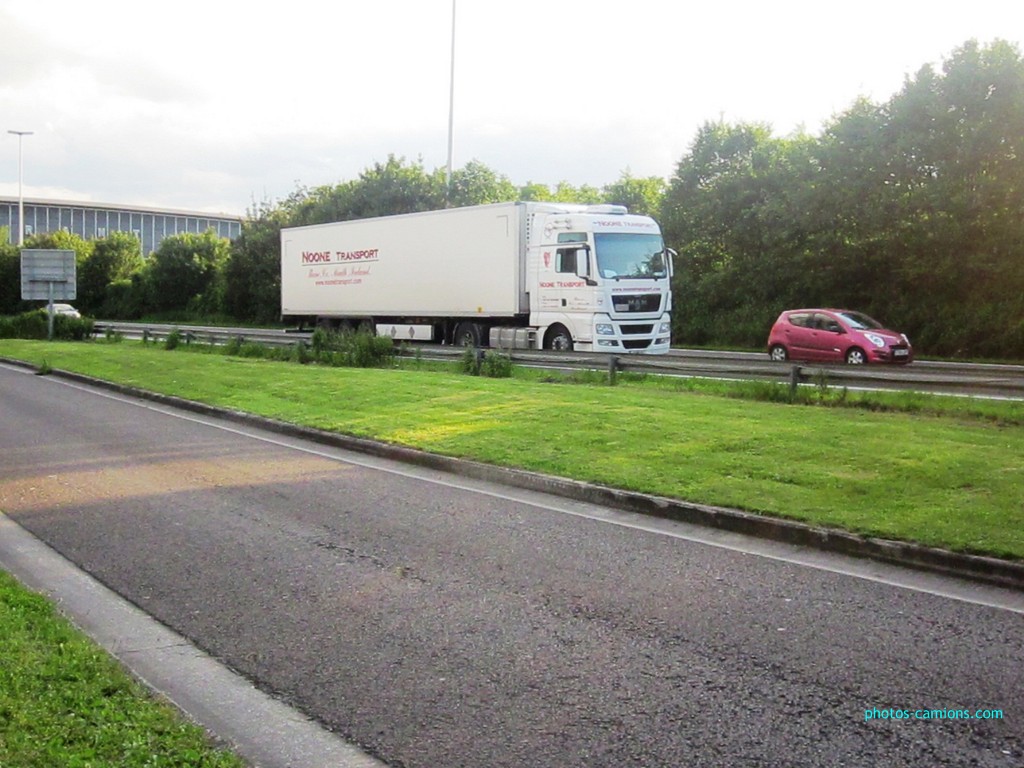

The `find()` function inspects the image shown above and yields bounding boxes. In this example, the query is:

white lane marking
[25,372,1024,615]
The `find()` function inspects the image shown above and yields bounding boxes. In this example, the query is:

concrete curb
[0,513,387,768]
[8,357,1024,592]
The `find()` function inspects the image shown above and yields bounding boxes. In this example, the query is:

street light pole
[8,130,33,246]
[445,0,456,200]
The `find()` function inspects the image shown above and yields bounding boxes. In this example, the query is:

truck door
[538,233,588,312]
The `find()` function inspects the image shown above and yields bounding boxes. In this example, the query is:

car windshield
[593,233,667,280]
[835,311,883,330]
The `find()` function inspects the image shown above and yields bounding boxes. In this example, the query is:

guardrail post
[789,365,800,398]
[608,355,619,386]
[475,348,484,375]
[142,329,151,344]
[185,331,195,346]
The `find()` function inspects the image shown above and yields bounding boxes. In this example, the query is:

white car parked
[51,303,81,319]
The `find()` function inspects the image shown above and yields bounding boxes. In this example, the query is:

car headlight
[865,333,886,348]
[659,323,671,334]
[596,323,614,335]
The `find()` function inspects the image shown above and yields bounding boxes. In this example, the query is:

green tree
[661,39,1024,357]
[516,181,602,204]
[23,230,94,280]
[445,160,517,207]
[0,239,27,315]
[143,230,230,315]
[551,181,602,204]
[288,156,445,227]
[603,171,666,215]
[78,231,143,316]
[663,121,813,344]
[224,201,287,323]
[882,39,1024,355]
[517,182,555,201]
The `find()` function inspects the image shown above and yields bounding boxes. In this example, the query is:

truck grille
[612,294,662,313]
[622,339,653,349]
[621,324,654,335]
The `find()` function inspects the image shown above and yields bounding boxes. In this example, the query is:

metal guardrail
[92,322,1024,399]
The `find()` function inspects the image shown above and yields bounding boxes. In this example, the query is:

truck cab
[528,206,673,353]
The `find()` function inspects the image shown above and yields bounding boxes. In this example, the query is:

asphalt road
[1,363,1021,767]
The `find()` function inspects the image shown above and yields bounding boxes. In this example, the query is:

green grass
[2,339,1023,560]
[0,569,245,768]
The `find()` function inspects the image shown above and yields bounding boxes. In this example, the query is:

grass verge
[0,569,245,767]
[1,339,1023,560]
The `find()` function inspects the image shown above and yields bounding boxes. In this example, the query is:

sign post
[20,249,77,341]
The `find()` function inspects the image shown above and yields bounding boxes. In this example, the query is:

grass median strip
[2,339,1022,560]
[0,569,245,767]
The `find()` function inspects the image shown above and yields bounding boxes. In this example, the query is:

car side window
[788,313,811,328]
[814,313,842,333]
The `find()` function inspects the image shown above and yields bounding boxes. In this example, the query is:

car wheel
[845,347,867,365]
[769,344,788,362]
[545,325,574,352]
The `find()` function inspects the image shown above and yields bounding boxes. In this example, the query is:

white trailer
[280,202,673,353]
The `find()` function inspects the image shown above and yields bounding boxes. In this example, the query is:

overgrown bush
[285,327,394,367]
[164,328,183,350]
[460,346,480,375]
[0,310,94,341]
[480,351,513,378]
[237,341,271,358]
[460,347,513,378]
[289,342,312,364]
[222,335,245,356]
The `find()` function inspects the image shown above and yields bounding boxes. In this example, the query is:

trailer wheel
[544,324,574,352]
[454,321,482,347]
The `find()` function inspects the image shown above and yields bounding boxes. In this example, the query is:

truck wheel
[544,325,574,351]
[454,322,481,347]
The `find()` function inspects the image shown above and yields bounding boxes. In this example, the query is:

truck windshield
[594,233,667,280]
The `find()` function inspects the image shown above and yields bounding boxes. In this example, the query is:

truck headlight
[659,323,671,334]
[596,323,614,335]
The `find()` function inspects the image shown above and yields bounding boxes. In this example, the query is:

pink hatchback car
[767,309,913,365]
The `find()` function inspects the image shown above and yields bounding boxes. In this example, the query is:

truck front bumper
[591,314,671,354]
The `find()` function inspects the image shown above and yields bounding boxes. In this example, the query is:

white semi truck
[280,201,674,353]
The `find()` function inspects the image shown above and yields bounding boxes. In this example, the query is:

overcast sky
[1,0,1020,216]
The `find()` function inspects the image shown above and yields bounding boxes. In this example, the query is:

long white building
[0,197,243,255]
